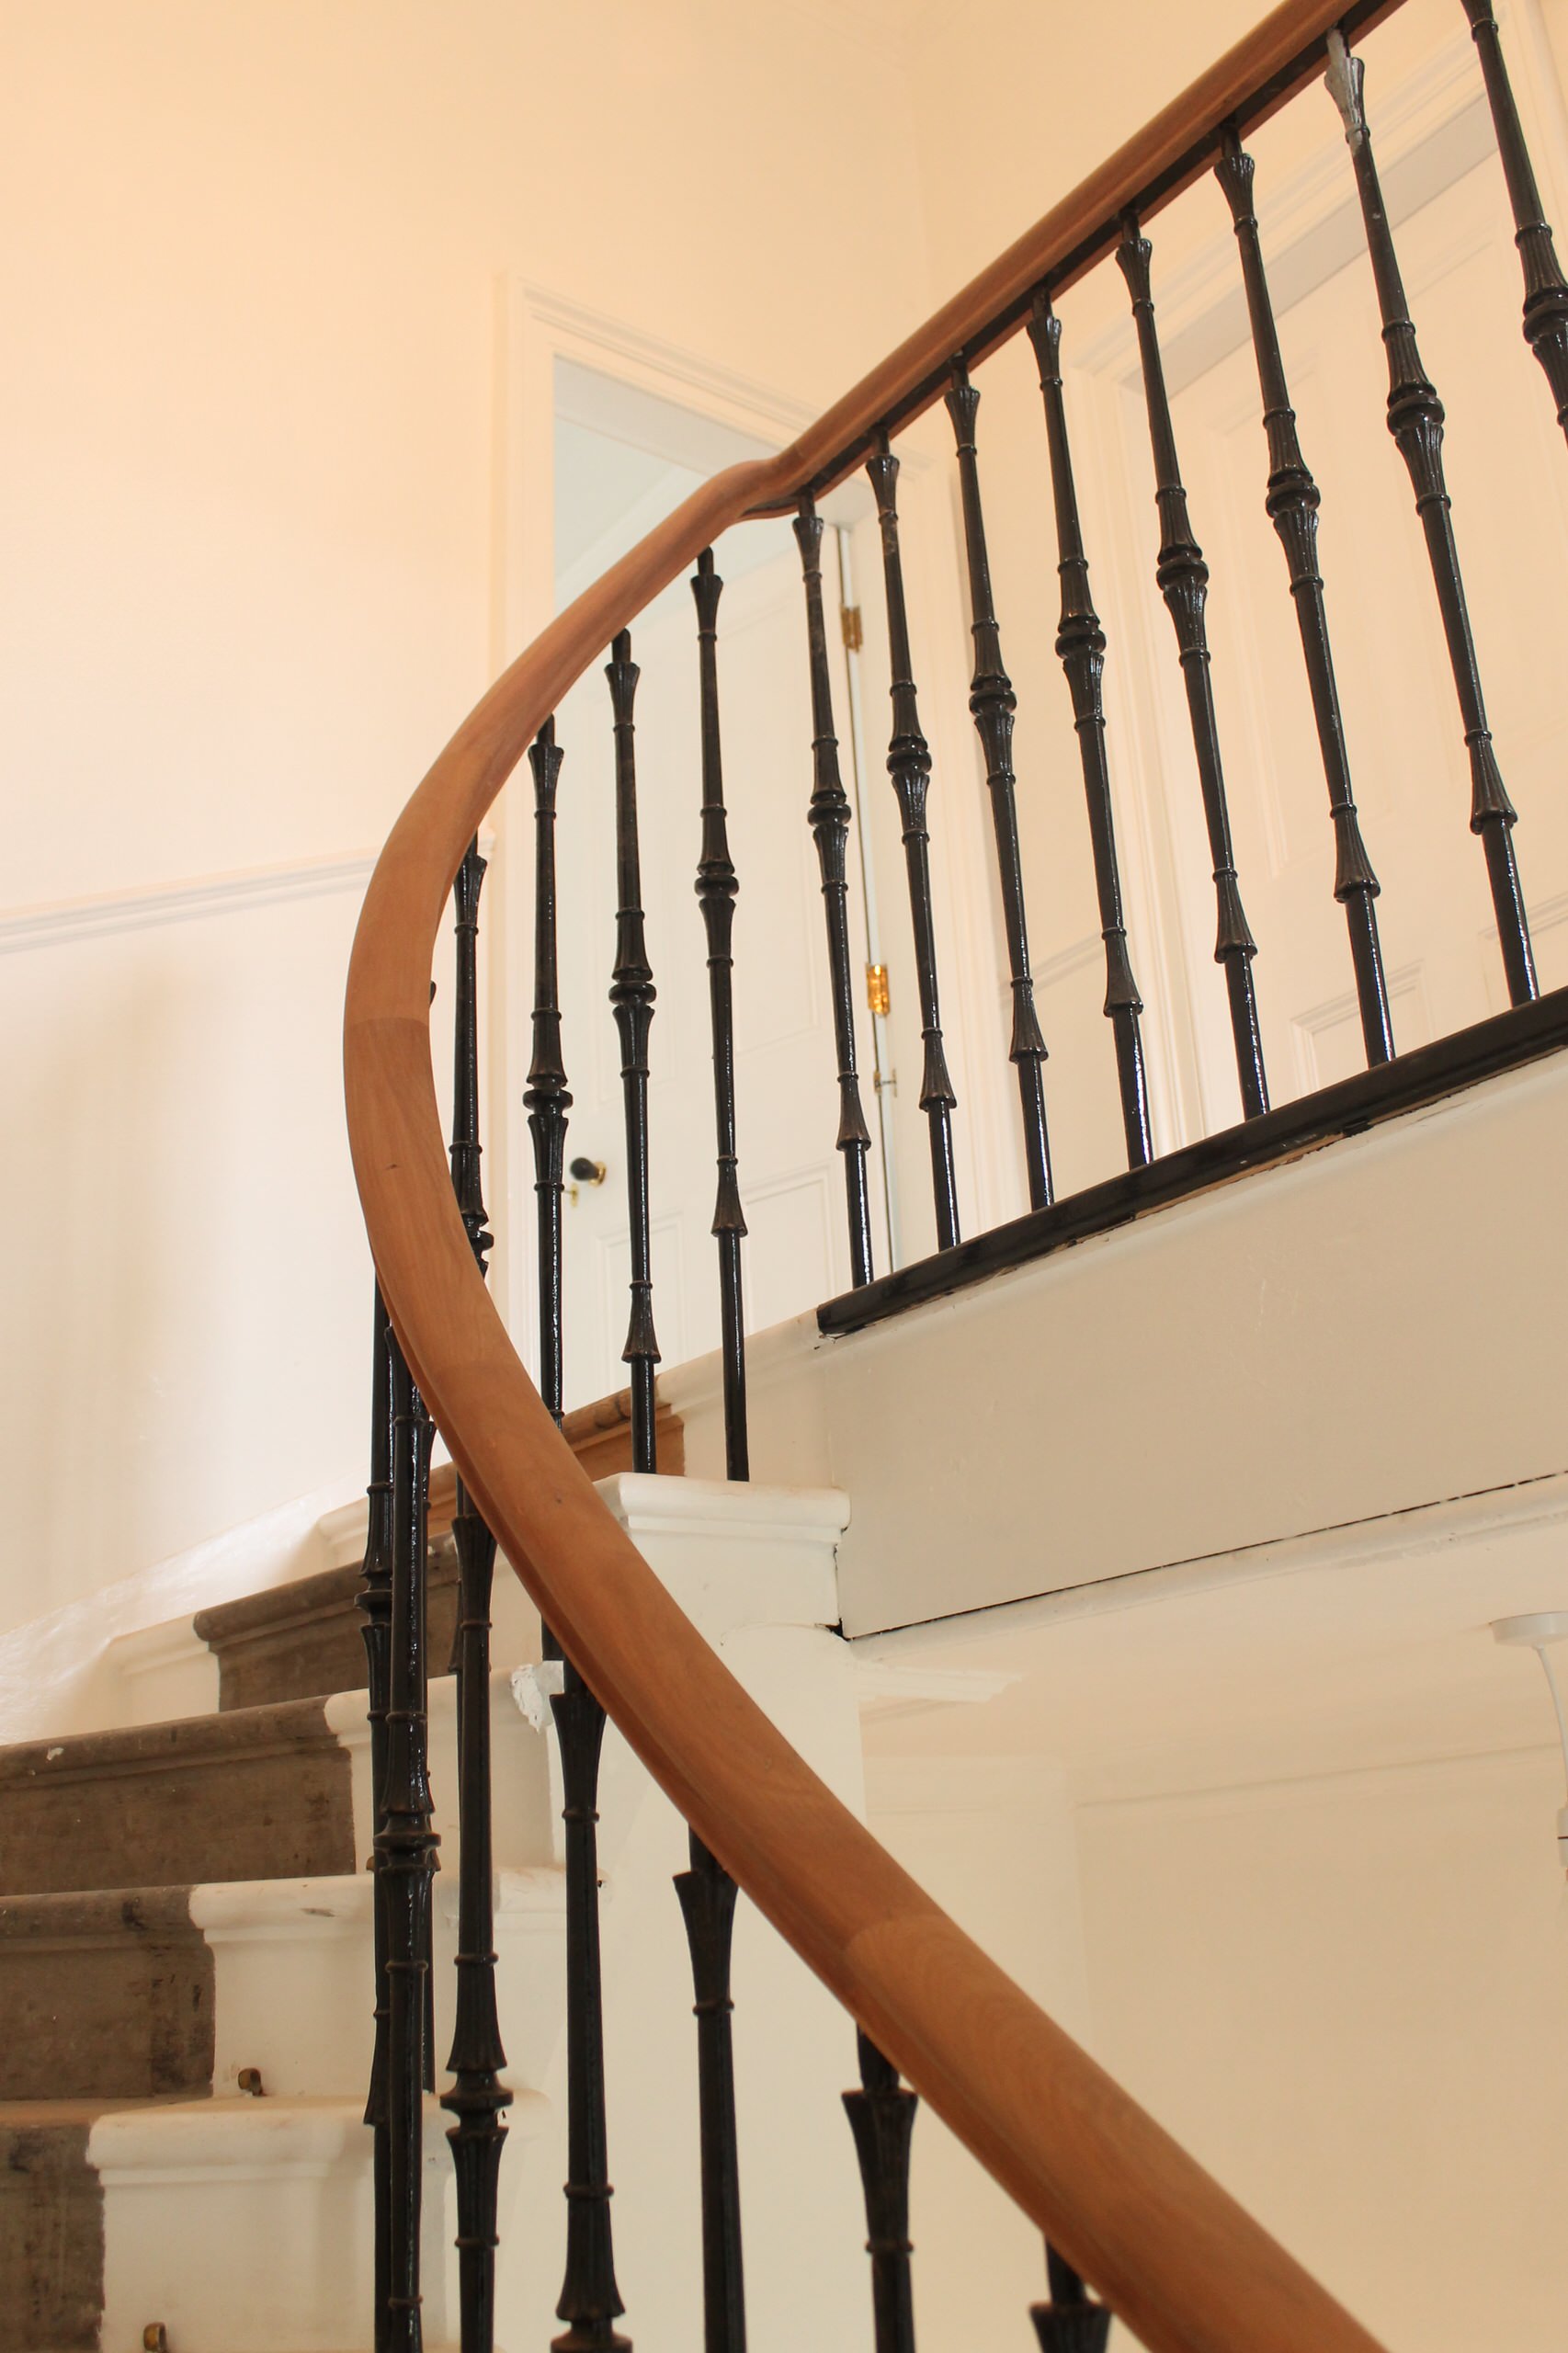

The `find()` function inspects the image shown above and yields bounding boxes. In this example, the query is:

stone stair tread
[0,1696,354,1898]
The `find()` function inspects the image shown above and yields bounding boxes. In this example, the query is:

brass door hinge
[866,961,890,1017]
[840,604,864,652]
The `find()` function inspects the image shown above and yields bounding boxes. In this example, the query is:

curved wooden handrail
[346,8,1401,2348]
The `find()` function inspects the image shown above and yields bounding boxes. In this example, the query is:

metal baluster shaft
[608,631,661,1473]
[692,549,749,1483]
[1326,29,1537,1006]
[866,433,961,1247]
[526,719,571,1668]
[440,837,512,2353]
[381,1333,438,2353]
[681,546,751,2353]
[551,1664,630,2353]
[675,1834,747,2353]
[359,1285,396,2353]
[1029,2245,1111,2353]
[1461,0,1568,440]
[944,359,1053,1209]
[1026,292,1152,1169]
[793,501,875,1286]
[1215,129,1394,1067]
[844,2031,918,2353]
[1118,214,1270,1119]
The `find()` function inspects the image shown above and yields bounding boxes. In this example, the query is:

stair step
[0,1699,354,1897]
[194,1539,461,1713]
[189,1388,683,1712]
[0,2097,127,2353]
[0,1888,211,2102]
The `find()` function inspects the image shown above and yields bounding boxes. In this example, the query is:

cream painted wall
[0,0,935,1636]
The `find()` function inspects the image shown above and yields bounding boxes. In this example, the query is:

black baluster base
[1030,2245,1110,2353]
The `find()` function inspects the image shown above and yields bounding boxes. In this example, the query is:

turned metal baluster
[866,433,961,1248]
[1462,0,1568,440]
[944,359,1053,1209]
[1026,293,1152,1168]
[608,631,660,1472]
[359,1286,396,2353]
[439,837,512,2353]
[793,501,875,1286]
[1118,214,1270,1119]
[1326,30,1538,1006]
[844,2031,918,2353]
[526,720,571,1669]
[526,722,572,1437]
[691,548,749,1482]
[551,1665,630,2352]
[1029,2245,1110,2353]
[1215,129,1395,1067]
[679,547,751,2353]
[381,1333,439,2353]
[675,1836,747,2353]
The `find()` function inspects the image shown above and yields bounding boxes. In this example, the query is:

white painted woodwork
[666,1048,1568,1634]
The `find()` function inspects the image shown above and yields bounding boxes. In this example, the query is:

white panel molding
[0,848,379,956]
[1290,960,1430,1092]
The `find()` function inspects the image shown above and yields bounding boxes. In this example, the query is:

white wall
[0,0,935,1638]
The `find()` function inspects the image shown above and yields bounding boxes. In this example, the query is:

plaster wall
[0,0,934,1637]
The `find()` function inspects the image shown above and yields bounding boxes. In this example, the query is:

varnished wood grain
[344,11,1404,2347]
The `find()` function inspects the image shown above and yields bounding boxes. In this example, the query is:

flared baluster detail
[1214,131,1394,1068]
[944,360,1053,1210]
[551,1667,630,2353]
[608,631,660,1473]
[381,1335,439,2353]
[439,836,511,2353]
[675,1833,747,2353]
[1026,293,1152,1169]
[844,2032,917,2353]
[1326,31,1537,1007]
[691,549,749,1482]
[1029,2245,1111,2353]
[1462,0,1568,438]
[792,501,875,1286]
[359,1285,397,2353]
[1118,215,1270,1120]
[866,435,960,1246]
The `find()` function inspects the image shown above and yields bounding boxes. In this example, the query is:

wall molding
[0,848,379,956]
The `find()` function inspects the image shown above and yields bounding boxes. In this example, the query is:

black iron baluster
[675,1834,747,2353]
[944,360,1053,1210]
[608,631,660,1473]
[359,1286,396,2353]
[381,1332,439,2353]
[1025,293,1152,1169]
[793,501,875,1287]
[439,837,512,2353]
[550,1663,630,2353]
[691,549,749,1483]
[865,432,961,1249]
[1326,30,1538,1006]
[844,2032,917,2353]
[1118,214,1270,1120]
[1462,0,1568,441]
[681,549,751,2353]
[1215,129,1395,1068]
[1029,2245,1110,2353]
[526,720,570,1669]
[1025,296,1153,1165]
[526,722,573,1437]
